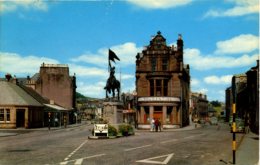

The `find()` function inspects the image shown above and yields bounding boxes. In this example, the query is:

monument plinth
[103,101,123,124]
[103,49,123,125]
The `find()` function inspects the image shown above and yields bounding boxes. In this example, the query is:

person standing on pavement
[245,113,250,134]
[158,119,162,132]
[150,118,155,131]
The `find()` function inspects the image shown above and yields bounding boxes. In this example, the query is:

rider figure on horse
[109,66,116,85]
[104,49,121,100]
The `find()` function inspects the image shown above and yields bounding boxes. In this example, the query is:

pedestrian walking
[155,119,159,132]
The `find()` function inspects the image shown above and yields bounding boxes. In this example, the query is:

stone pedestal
[103,102,123,124]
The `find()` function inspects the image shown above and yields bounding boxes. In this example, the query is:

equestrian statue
[104,49,121,100]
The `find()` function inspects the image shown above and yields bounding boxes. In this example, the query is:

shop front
[137,97,181,129]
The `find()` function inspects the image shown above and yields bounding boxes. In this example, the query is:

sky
[0,0,259,102]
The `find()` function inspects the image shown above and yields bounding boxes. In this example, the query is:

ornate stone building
[135,31,190,129]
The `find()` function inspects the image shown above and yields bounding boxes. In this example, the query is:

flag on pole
[108,49,120,70]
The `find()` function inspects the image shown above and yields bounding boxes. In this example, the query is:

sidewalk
[135,122,202,132]
[0,122,89,137]
[235,132,259,165]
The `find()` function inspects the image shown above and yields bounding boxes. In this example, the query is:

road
[0,123,239,165]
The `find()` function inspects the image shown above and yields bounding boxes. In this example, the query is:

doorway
[154,106,162,121]
[16,109,25,127]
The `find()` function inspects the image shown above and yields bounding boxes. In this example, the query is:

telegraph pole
[232,77,236,164]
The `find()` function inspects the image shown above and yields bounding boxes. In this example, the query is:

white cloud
[215,34,259,54]
[69,64,107,78]
[121,74,135,80]
[184,48,259,70]
[204,0,259,18]
[0,0,48,13]
[204,75,233,85]
[77,81,106,98]
[0,52,59,76]
[196,88,208,95]
[71,42,142,67]
[77,79,135,98]
[126,0,192,9]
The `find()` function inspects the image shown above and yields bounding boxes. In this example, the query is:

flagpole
[119,66,121,101]
[108,49,110,73]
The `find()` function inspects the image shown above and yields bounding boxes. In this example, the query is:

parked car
[210,117,218,125]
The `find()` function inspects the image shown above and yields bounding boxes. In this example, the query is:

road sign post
[232,77,236,164]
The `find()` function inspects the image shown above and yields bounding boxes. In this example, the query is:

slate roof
[18,84,49,104]
[0,81,42,106]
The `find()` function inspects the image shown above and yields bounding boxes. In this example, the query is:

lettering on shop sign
[138,97,180,102]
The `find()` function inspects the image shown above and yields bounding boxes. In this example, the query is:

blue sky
[0,0,259,101]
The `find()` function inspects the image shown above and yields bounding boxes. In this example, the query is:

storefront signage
[123,110,135,113]
[138,97,180,102]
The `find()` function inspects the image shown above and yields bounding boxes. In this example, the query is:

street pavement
[0,123,259,165]
[235,132,259,165]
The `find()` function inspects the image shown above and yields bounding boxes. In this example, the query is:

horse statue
[104,77,120,100]
[104,66,121,100]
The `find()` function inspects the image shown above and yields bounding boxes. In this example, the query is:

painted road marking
[59,154,106,165]
[184,133,205,139]
[124,144,152,152]
[160,139,178,144]
[136,153,174,164]
[184,135,195,139]
[64,139,88,161]
[74,158,83,165]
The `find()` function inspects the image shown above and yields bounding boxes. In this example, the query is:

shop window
[6,109,10,122]
[0,109,4,122]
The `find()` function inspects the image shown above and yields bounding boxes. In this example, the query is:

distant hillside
[76,92,98,100]
[76,92,87,99]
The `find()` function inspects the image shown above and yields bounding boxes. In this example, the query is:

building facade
[32,63,76,110]
[245,61,259,133]
[225,87,232,122]
[135,31,190,129]
[226,60,259,134]
[190,92,208,122]
[0,63,77,129]
[0,80,44,129]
